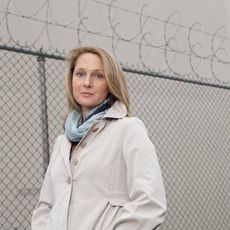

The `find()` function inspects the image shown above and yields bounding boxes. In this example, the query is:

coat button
[92,127,99,132]
[81,141,87,148]
[73,159,78,166]
[66,177,71,184]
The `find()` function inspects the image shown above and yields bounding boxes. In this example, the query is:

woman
[31,46,167,230]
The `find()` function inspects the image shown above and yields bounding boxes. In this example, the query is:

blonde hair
[65,46,130,116]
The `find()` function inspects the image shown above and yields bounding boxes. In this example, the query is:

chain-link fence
[1,44,230,230]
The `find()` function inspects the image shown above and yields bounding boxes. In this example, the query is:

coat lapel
[60,101,127,177]
[60,135,72,177]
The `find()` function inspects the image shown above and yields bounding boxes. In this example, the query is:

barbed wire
[0,0,229,83]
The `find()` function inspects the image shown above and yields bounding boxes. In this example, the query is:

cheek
[99,84,109,98]
[72,80,80,98]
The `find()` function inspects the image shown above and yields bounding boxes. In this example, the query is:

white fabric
[31,101,167,230]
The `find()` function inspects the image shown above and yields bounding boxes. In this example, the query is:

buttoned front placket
[65,119,107,229]
[70,120,108,176]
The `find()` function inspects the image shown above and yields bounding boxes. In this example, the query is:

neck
[82,108,90,121]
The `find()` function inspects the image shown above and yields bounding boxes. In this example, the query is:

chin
[79,101,97,108]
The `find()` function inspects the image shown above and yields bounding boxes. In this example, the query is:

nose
[83,74,92,87]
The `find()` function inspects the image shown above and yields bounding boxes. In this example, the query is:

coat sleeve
[112,118,167,230]
[31,137,59,230]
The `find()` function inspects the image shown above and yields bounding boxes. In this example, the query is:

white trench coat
[31,101,167,230]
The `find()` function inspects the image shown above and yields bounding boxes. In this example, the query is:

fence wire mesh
[1,45,230,230]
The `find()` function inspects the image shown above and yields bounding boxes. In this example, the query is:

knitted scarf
[65,96,114,143]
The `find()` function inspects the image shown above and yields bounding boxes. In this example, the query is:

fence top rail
[1,44,230,90]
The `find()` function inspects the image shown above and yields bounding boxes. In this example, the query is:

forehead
[75,52,103,70]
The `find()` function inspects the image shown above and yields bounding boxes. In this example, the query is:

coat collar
[60,101,127,176]
[103,100,128,119]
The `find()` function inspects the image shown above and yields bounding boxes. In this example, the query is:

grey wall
[0,0,229,83]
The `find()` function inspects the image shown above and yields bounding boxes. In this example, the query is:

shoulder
[53,133,67,147]
[117,116,147,132]
[111,117,150,142]
[120,117,156,160]
[49,134,68,160]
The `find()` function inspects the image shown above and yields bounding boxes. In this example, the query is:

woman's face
[72,52,109,118]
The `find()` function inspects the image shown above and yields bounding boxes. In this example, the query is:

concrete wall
[0,0,229,83]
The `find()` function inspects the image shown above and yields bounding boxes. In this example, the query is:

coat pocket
[108,191,130,206]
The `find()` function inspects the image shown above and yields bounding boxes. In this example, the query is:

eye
[92,72,104,79]
[75,71,85,78]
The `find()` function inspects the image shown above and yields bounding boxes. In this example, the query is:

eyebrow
[74,68,104,72]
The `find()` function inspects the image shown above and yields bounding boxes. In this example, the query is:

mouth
[80,92,94,96]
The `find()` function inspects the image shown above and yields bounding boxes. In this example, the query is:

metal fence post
[37,55,50,174]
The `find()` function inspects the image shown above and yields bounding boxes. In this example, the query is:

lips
[80,92,94,96]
